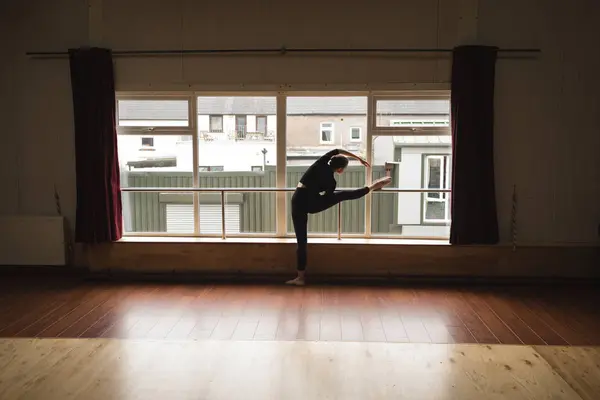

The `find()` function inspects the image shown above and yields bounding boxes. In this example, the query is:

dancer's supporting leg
[287,189,367,286]
[287,208,308,286]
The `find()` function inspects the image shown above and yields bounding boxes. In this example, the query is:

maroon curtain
[450,45,499,245]
[69,47,122,243]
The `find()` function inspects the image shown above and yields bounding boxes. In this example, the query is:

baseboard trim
[0,265,88,277]
[1,265,598,286]
[85,269,600,286]
[85,241,600,279]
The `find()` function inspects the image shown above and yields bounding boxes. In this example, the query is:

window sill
[118,236,450,246]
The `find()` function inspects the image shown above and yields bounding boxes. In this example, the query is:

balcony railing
[120,187,451,240]
[199,130,276,142]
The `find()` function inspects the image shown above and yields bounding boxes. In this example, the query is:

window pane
[122,192,194,234]
[426,156,442,199]
[118,134,193,188]
[351,127,361,140]
[195,193,274,236]
[371,192,450,238]
[257,116,267,134]
[428,158,442,184]
[371,135,452,238]
[287,97,368,235]
[118,100,189,127]
[118,134,193,234]
[425,200,446,221]
[197,96,277,234]
[375,99,450,128]
[209,115,223,132]
[235,115,247,138]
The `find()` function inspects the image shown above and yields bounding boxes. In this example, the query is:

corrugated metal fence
[122,165,397,234]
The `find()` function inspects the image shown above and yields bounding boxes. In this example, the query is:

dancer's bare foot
[369,176,392,191]
[286,271,305,286]
[285,277,305,286]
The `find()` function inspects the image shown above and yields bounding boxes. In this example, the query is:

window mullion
[190,95,200,236]
[365,93,374,237]
[276,94,287,237]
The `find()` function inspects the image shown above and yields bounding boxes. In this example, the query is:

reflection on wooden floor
[2,275,600,345]
[0,339,599,399]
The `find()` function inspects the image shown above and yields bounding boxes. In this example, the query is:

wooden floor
[1,338,599,399]
[1,274,599,345]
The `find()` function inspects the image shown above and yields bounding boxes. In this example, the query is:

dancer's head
[329,155,349,174]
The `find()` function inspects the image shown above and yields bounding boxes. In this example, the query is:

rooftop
[118,97,450,120]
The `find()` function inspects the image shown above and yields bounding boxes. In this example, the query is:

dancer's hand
[337,149,370,168]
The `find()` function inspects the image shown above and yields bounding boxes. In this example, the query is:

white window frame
[319,122,335,144]
[423,155,451,223]
[350,127,362,142]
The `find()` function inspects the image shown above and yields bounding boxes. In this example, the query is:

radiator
[0,216,67,266]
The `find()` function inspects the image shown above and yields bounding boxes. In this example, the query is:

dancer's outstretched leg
[310,176,392,214]
[370,176,393,191]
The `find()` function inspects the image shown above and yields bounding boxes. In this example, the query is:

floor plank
[534,345,600,400]
[461,290,521,344]
[0,338,595,400]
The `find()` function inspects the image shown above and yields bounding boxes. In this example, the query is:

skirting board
[85,240,600,279]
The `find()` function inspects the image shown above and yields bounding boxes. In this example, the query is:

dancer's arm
[316,149,341,165]
[336,149,371,168]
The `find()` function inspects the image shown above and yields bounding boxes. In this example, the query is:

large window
[117,91,451,240]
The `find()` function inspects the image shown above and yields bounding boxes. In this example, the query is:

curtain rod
[26,47,541,58]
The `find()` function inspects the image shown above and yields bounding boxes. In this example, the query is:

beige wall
[286,115,447,149]
[1,0,599,247]
[286,116,367,150]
